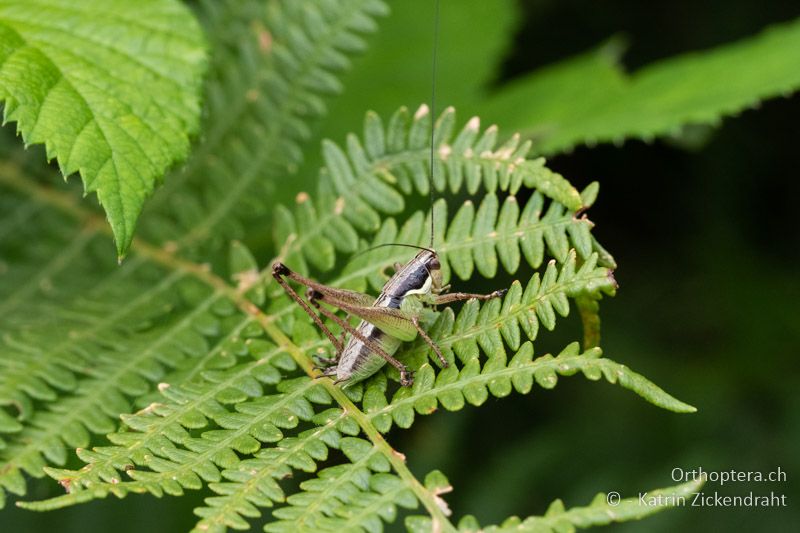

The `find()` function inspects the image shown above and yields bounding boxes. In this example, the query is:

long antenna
[429,0,441,248]
[350,242,436,261]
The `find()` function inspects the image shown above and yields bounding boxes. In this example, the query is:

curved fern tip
[16,489,98,511]
[665,397,697,414]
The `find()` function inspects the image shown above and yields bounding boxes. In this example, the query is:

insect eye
[430,257,440,269]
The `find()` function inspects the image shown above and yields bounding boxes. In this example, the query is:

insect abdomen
[336,322,402,386]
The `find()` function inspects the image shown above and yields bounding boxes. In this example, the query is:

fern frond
[34,378,329,506]
[325,105,583,206]
[2,148,681,530]
[0,0,384,491]
[275,106,594,274]
[26,249,688,531]
[0,267,226,498]
[30,374,345,517]
[210,438,416,533]
[0,244,183,413]
[191,415,359,532]
[0,187,265,502]
[42,246,610,491]
[364,342,695,436]
[36,340,301,495]
[0,1,701,529]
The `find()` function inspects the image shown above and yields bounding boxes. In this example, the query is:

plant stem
[259,320,457,533]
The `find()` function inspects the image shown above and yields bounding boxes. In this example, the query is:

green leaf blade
[0,0,207,255]
[484,18,800,155]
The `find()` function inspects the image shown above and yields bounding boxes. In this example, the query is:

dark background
[408,1,799,530]
[3,0,798,531]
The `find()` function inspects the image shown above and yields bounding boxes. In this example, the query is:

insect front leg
[434,288,508,305]
[337,312,352,347]
[312,350,340,370]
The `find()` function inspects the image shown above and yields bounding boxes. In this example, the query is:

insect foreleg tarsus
[434,288,508,305]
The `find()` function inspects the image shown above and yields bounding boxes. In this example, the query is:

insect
[272,248,506,387]
[271,0,508,388]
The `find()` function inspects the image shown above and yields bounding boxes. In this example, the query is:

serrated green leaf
[0,0,206,255]
[484,19,800,155]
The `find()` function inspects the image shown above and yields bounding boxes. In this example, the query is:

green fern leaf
[364,339,696,433]
[6,92,690,526]
[23,251,690,532]
[275,107,599,281]
[0,0,206,255]
[212,437,416,533]
[1,115,690,530]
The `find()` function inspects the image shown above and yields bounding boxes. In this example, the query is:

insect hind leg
[308,291,415,387]
[273,262,414,387]
[411,316,448,368]
[271,262,343,353]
